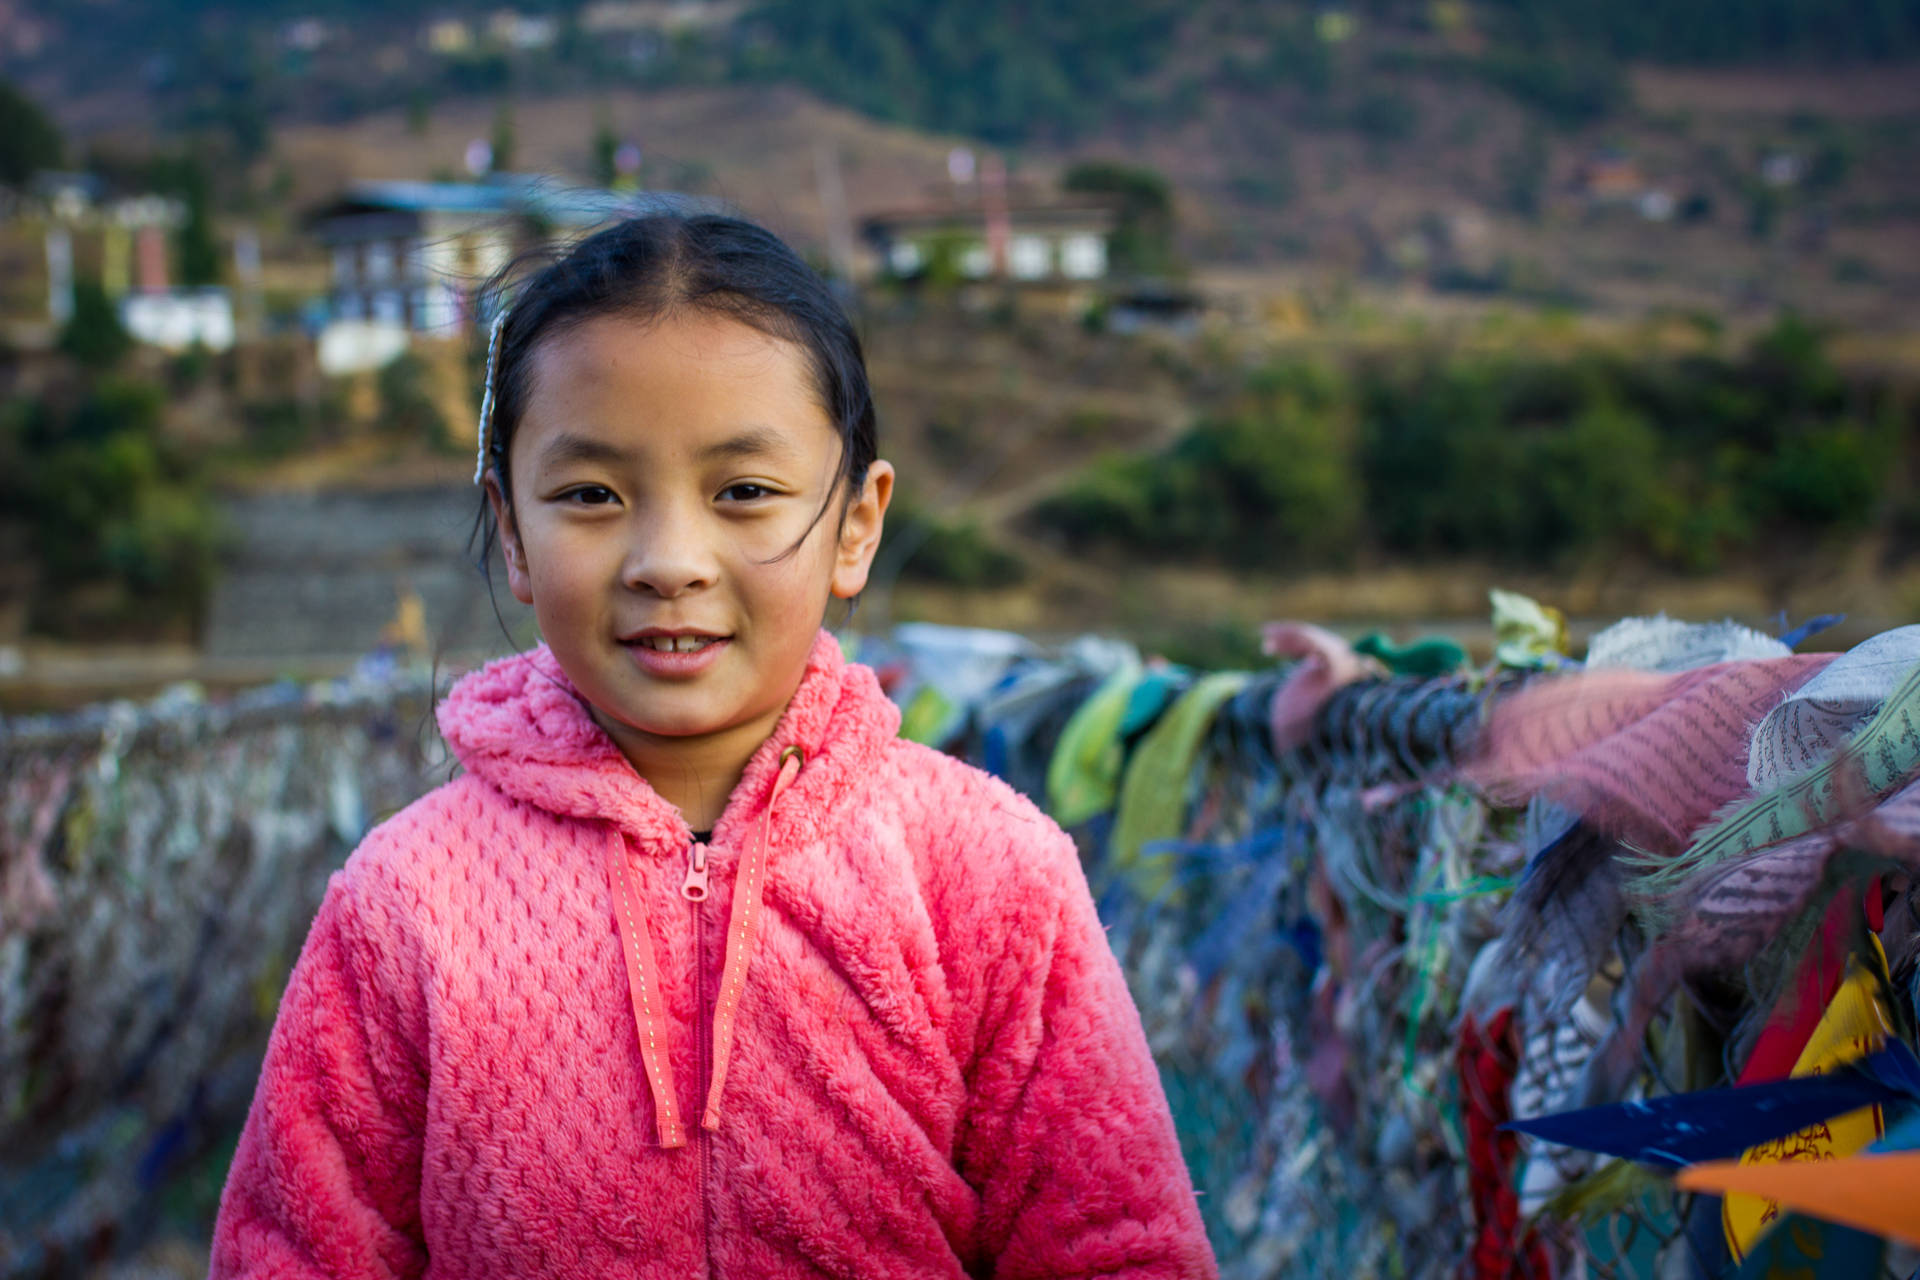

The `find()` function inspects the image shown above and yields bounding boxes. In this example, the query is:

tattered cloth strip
[1747,624,1920,793]
[1467,655,1834,856]
[1262,623,1381,754]
[1678,1153,1920,1247]
[1630,656,1920,907]
[1735,885,1882,1085]
[0,670,443,1269]
[1730,1215,1886,1280]
[1048,661,1146,827]
[1457,1008,1553,1279]
[1111,671,1250,898]
[1,755,72,937]
[1582,614,1791,674]
[879,616,1920,1275]
[1352,630,1468,679]
[1491,588,1571,671]
[1505,1042,1920,1169]
[1720,945,1896,1261]
[1576,773,1920,1110]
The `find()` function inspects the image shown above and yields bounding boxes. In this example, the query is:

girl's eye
[719,483,774,502]
[562,485,617,506]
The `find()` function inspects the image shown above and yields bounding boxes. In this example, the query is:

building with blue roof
[308,177,727,337]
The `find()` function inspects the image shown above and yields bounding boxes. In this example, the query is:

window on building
[888,241,924,276]
[959,243,991,279]
[420,235,458,281]
[332,244,356,286]
[365,241,395,283]
[419,283,460,333]
[1060,234,1107,280]
[372,290,405,325]
[474,234,511,286]
[1009,235,1051,280]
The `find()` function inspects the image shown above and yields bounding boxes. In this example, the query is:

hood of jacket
[436,629,902,853]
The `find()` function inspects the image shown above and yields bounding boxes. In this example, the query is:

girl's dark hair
[472,211,877,565]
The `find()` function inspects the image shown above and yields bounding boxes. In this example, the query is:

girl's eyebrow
[537,432,632,468]
[699,426,799,464]
[534,426,799,470]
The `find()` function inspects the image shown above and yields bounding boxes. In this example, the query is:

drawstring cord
[605,744,804,1149]
[703,745,803,1131]
[607,826,687,1148]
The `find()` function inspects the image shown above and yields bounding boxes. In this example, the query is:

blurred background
[1,0,1918,1273]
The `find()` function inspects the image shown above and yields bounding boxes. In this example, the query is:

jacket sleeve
[957,815,1218,1279]
[208,865,429,1279]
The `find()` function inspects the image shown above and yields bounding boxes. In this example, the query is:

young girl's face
[490,309,891,768]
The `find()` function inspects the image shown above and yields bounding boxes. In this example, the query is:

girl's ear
[830,460,894,600]
[485,475,536,606]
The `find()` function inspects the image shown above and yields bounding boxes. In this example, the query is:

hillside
[9,2,1918,329]
[3,1,1919,666]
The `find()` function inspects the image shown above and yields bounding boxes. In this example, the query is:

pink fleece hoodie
[209,630,1217,1278]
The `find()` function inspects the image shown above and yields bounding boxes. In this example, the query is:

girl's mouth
[622,634,731,677]
[631,634,725,653]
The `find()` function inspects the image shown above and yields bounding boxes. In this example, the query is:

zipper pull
[682,839,710,901]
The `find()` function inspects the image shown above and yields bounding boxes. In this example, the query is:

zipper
[682,839,710,902]
[685,840,713,1280]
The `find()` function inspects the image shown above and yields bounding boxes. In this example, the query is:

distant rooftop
[311,177,731,227]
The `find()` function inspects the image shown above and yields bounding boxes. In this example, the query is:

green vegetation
[742,0,1183,142]
[1348,89,1419,143]
[377,353,457,455]
[1062,161,1179,276]
[490,100,517,173]
[592,110,619,188]
[1035,362,1361,567]
[885,495,1028,588]
[0,334,470,640]
[0,376,220,638]
[0,79,61,186]
[58,280,135,371]
[36,0,1920,160]
[1034,317,1906,574]
[1480,0,1920,64]
[175,164,223,288]
[1470,49,1625,128]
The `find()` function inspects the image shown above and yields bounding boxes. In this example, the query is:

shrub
[1350,90,1418,143]
[378,353,456,454]
[1035,360,1360,566]
[1062,160,1178,276]
[1473,50,1625,127]
[9,377,219,637]
[59,279,132,370]
[1759,423,1883,529]
[885,496,1027,588]
[0,78,61,186]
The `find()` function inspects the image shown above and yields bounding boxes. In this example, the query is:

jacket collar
[437,629,901,849]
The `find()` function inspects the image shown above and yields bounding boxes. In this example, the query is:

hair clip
[473,306,511,486]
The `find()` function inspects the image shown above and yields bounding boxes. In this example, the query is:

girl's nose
[620,510,719,598]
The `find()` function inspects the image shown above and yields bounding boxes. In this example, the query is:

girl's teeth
[640,636,716,653]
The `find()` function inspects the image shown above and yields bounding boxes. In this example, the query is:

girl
[208,213,1216,1278]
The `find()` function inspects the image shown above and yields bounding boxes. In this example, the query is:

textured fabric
[1469,656,1833,857]
[1351,630,1467,679]
[1457,1008,1551,1280]
[1111,672,1249,898]
[1261,623,1376,755]
[209,629,1216,1279]
[1046,661,1144,827]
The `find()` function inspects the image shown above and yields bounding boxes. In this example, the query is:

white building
[861,199,1119,284]
[307,178,727,364]
[121,289,236,352]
